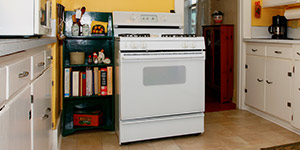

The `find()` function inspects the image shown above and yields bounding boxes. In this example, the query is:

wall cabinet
[203,25,234,103]
[262,0,300,8]
[245,43,292,122]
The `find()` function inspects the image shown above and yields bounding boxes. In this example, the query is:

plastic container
[70,52,85,65]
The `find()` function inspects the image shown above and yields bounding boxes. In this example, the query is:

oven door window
[143,66,186,86]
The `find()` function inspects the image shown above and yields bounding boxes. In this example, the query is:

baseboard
[244,105,300,135]
[52,112,62,150]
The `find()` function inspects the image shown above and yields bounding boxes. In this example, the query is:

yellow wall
[60,0,174,12]
[251,0,284,26]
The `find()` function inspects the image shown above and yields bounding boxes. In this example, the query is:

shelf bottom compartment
[62,98,114,136]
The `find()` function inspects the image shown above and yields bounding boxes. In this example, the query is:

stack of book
[64,66,113,97]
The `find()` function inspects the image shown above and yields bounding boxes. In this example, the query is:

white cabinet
[0,67,6,105]
[31,67,52,150]
[8,86,31,150]
[292,61,300,129]
[246,55,266,111]
[0,105,10,150]
[246,43,292,122]
[265,58,292,122]
[262,0,300,8]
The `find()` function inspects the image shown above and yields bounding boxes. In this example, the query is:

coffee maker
[268,15,288,39]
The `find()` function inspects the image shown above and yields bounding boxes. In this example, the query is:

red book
[100,68,107,96]
[82,72,86,96]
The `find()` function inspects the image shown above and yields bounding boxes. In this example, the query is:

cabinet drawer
[31,51,45,80]
[7,57,31,98]
[267,44,292,59]
[44,50,52,68]
[0,67,6,104]
[293,45,300,60]
[246,44,266,56]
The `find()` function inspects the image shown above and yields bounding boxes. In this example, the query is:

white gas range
[113,11,205,144]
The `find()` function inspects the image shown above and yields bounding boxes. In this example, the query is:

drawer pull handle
[42,114,49,120]
[45,107,51,113]
[275,51,282,54]
[266,80,273,84]
[38,62,45,67]
[47,56,53,60]
[18,71,29,78]
[298,88,300,91]
[257,78,263,82]
[252,49,258,52]
[297,52,300,56]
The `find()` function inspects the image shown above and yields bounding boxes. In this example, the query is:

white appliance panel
[114,28,183,37]
[119,113,204,144]
[113,11,183,27]
[120,54,205,120]
[0,0,51,36]
[0,0,34,35]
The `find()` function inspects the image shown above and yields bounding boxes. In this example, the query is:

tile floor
[61,110,300,150]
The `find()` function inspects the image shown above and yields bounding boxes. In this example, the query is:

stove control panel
[141,15,158,23]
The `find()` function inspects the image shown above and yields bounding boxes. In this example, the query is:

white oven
[113,11,206,144]
[120,51,205,120]
[0,0,51,36]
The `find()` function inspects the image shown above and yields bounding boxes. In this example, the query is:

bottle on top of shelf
[107,16,112,36]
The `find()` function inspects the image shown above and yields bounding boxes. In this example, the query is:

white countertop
[244,38,300,44]
[0,37,56,57]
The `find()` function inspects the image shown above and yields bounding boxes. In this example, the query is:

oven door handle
[121,55,205,61]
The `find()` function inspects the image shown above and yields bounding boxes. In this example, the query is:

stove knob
[130,14,137,22]
[162,16,167,22]
[190,42,196,48]
[182,43,188,48]
[131,42,137,49]
[141,43,148,49]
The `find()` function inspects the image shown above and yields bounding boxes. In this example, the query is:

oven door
[119,51,205,120]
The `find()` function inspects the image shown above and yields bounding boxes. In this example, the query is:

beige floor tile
[61,110,300,150]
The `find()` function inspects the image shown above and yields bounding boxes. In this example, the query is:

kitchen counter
[0,37,56,57]
[244,38,300,44]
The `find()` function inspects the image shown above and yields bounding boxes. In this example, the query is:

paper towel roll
[284,8,300,20]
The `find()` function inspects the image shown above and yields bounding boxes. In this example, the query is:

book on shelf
[100,68,107,96]
[82,72,86,96]
[64,68,71,97]
[64,66,113,98]
[98,70,101,96]
[86,68,93,96]
[72,71,80,97]
[107,66,113,95]
[93,67,99,95]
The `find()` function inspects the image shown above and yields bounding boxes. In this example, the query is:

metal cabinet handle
[252,49,258,52]
[38,62,45,67]
[275,51,282,54]
[298,88,300,91]
[257,78,263,82]
[266,80,273,84]
[18,71,29,78]
[297,52,300,56]
[42,114,49,120]
[45,107,51,113]
[47,56,53,60]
